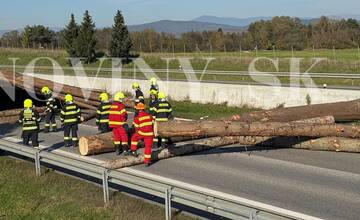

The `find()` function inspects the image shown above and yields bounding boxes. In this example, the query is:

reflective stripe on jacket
[108,101,128,128]
[19,108,41,131]
[60,102,81,125]
[133,111,154,137]
[96,102,111,124]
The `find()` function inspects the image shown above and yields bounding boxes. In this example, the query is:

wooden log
[231,99,360,123]
[157,120,360,139]
[218,136,360,153]
[0,107,45,117]
[104,137,237,169]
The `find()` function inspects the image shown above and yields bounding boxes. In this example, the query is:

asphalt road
[1,120,359,220]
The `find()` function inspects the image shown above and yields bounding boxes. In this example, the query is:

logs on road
[231,99,360,123]
[79,116,336,156]
[156,120,360,139]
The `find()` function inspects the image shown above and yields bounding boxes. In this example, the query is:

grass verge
[0,156,192,220]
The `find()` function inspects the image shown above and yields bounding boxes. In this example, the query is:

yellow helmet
[114,92,125,101]
[99,92,109,102]
[24,99,33,108]
[41,86,50,94]
[150,90,158,96]
[132,82,140,89]
[65,94,73,102]
[150,77,157,85]
[158,91,166,99]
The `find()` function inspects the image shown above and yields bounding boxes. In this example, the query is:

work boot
[52,128,58,132]
[44,129,49,133]
[124,150,138,157]
[73,142,78,148]
[145,162,152,167]
[115,145,123,155]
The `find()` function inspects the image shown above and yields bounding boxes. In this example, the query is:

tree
[109,10,133,59]
[20,25,55,48]
[76,10,97,63]
[1,31,21,48]
[63,14,79,57]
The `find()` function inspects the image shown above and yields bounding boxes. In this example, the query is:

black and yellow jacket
[18,108,41,131]
[60,102,81,125]
[135,89,145,104]
[147,99,158,117]
[96,101,111,124]
[155,99,172,122]
[45,94,57,113]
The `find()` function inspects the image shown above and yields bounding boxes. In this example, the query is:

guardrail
[0,138,321,220]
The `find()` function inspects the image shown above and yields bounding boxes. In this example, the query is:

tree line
[1,15,360,56]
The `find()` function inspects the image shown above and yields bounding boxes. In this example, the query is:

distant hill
[128,20,245,35]
[192,15,272,27]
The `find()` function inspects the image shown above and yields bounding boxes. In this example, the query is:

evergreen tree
[109,10,133,59]
[63,14,79,58]
[76,10,97,63]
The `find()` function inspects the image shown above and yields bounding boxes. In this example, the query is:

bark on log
[231,100,360,123]
[104,137,235,169]
[0,107,45,117]
[218,136,360,153]
[79,116,335,156]
[157,120,360,139]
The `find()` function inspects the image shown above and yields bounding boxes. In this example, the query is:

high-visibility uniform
[18,108,41,147]
[60,102,81,147]
[154,99,173,147]
[147,98,158,146]
[131,111,154,164]
[44,94,58,132]
[96,101,111,133]
[134,89,145,117]
[109,101,128,148]
[135,89,145,104]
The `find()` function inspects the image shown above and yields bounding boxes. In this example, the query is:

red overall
[109,101,128,146]
[131,110,154,164]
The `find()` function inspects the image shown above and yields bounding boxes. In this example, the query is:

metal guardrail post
[34,149,41,176]
[165,187,172,220]
[249,209,259,220]
[102,169,110,204]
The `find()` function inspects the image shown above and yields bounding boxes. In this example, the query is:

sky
[1,0,360,29]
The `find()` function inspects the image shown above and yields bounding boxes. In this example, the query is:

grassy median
[0,156,192,220]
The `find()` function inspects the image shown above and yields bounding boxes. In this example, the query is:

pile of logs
[0,70,135,122]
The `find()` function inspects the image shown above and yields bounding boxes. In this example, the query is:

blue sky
[1,0,359,29]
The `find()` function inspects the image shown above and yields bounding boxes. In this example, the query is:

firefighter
[41,86,58,133]
[19,99,41,147]
[96,92,111,133]
[109,91,129,155]
[127,103,154,166]
[147,90,159,147]
[132,82,145,117]
[60,94,81,148]
[148,90,158,117]
[154,92,173,148]
[149,77,159,96]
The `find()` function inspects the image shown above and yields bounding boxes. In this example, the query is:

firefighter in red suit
[109,91,129,155]
[127,103,154,166]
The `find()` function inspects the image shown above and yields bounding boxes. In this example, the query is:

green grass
[0,156,193,220]
[171,100,257,120]
[1,48,360,87]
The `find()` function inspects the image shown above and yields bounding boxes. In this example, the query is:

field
[1,48,360,86]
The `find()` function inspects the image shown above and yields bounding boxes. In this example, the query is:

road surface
[0,120,359,220]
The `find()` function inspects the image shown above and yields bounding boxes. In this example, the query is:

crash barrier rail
[0,138,321,220]
[2,64,360,80]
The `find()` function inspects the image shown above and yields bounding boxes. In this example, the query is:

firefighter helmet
[158,92,166,99]
[150,77,157,85]
[65,94,73,102]
[132,82,140,89]
[24,99,33,108]
[135,102,145,110]
[114,92,125,101]
[41,86,50,94]
[99,92,109,102]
